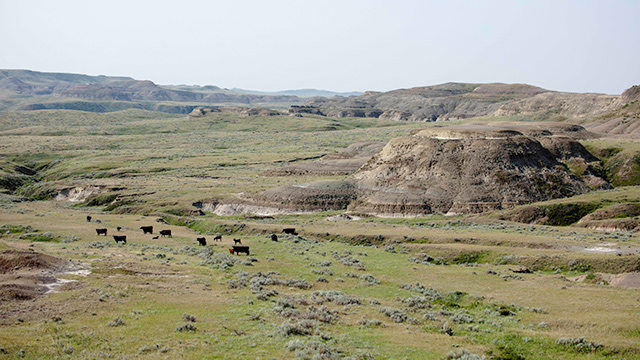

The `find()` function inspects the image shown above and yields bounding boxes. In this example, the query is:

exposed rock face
[55,186,104,202]
[225,124,608,216]
[249,181,358,211]
[54,185,125,202]
[297,83,640,136]
[303,83,552,121]
[349,126,599,215]
[585,85,640,137]
[493,92,618,118]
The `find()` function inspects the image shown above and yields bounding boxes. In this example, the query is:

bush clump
[556,337,602,352]
[277,320,317,337]
[312,291,362,306]
[175,323,197,332]
[106,317,125,327]
[379,307,411,323]
[286,339,342,359]
[445,348,486,360]
[182,313,196,322]
[18,232,59,242]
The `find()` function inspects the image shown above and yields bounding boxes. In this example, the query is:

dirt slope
[223,124,608,216]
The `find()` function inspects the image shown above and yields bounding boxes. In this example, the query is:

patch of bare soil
[0,248,75,302]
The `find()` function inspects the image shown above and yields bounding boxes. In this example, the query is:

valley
[0,71,639,359]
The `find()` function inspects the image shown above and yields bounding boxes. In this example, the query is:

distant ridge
[0,69,304,113]
[1,70,637,136]
[291,82,640,136]
[230,88,363,98]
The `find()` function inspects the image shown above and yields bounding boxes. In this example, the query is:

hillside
[295,82,640,136]
[223,124,610,216]
[0,98,639,359]
[0,69,304,113]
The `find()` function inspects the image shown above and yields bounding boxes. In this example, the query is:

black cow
[96,228,107,236]
[86,216,92,222]
[283,228,297,235]
[230,246,250,255]
[271,234,278,242]
[213,234,222,242]
[197,237,206,246]
[140,226,153,234]
[233,238,242,245]
[152,236,159,239]
[113,235,127,244]
[117,226,122,232]
[160,229,172,237]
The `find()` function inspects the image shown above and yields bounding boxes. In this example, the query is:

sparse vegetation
[0,107,638,359]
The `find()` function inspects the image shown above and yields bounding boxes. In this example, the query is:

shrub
[359,274,380,285]
[182,313,196,322]
[400,282,442,302]
[285,278,313,290]
[556,337,602,352]
[277,320,316,336]
[19,232,59,242]
[175,323,197,332]
[312,269,333,276]
[445,348,486,360]
[255,289,280,301]
[379,307,409,323]
[312,291,362,305]
[286,339,342,359]
[106,317,125,327]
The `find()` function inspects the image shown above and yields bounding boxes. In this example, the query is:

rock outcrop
[296,83,640,136]
[219,124,609,216]
[349,125,603,215]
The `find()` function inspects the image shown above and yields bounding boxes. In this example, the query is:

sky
[0,0,638,94]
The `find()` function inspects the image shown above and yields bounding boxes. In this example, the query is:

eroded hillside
[225,124,610,216]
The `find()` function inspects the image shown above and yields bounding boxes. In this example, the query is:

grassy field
[1,109,639,359]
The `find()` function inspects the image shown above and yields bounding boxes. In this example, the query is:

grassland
[0,109,639,359]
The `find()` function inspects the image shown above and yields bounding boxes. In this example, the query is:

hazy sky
[1,0,638,94]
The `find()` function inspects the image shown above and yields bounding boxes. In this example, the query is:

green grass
[0,199,639,358]
[0,109,639,359]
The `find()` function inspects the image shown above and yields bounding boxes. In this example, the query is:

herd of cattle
[86,215,293,255]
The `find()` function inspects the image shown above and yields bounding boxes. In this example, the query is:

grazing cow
[213,234,222,242]
[86,216,92,222]
[156,218,167,224]
[197,237,206,246]
[117,226,122,232]
[152,236,159,239]
[271,234,278,242]
[159,229,172,237]
[283,228,297,235]
[140,226,153,234]
[233,238,242,245]
[231,246,250,255]
[113,235,127,244]
[96,228,107,236]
